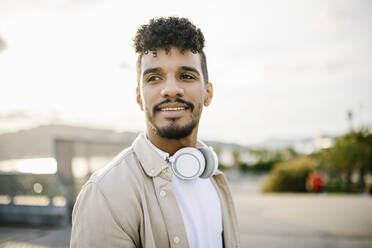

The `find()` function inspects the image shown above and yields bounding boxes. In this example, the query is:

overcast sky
[0,0,371,145]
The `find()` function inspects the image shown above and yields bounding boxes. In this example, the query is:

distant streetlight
[0,35,7,53]
[347,110,353,131]
[358,104,364,129]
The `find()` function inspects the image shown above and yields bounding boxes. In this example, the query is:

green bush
[325,177,348,193]
[325,177,361,193]
[239,160,276,172]
[218,163,228,171]
[262,156,316,193]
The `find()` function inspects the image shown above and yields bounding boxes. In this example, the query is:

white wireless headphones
[167,145,218,180]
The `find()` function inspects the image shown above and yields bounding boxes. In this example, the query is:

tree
[319,129,372,192]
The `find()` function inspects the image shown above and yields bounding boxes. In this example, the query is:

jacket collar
[132,133,169,178]
[132,133,223,178]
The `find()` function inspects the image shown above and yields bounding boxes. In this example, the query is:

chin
[153,119,198,140]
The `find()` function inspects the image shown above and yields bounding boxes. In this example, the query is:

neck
[146,126,199,156]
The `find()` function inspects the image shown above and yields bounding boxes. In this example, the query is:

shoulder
[72,146,146,229]
[71,147,142,247]
[77,146,146,209]
[89,147,136,182]
[88,146,144,188]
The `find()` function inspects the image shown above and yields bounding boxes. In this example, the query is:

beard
[154,118,198,140]
[146,99,202,140]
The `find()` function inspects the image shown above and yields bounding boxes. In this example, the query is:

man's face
[136,46,213,140]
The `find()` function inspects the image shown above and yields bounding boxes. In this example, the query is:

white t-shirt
[144,136,223,248]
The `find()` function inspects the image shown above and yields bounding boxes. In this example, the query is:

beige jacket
[70,134,240,248]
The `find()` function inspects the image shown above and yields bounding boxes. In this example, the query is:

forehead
[140,47,202,73]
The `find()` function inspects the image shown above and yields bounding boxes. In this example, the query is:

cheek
[141,90,153,107]
[194,91,207,105]
[141,91,159,115]
[187,84,205,99]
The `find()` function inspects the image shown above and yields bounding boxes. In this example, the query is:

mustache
[153,98,195,113]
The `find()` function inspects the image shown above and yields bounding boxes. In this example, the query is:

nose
[160,77,184,98]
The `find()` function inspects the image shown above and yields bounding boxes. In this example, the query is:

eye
[147,75,162,82]
[180,74,196,80]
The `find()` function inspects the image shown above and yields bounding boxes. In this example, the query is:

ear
[136,87,144,111]
[204,82,213,107]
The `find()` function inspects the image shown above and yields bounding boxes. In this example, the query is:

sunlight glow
[13,195,50,206]
[0,158,57,174]
[0,195,11,204]
[52,196,66,207]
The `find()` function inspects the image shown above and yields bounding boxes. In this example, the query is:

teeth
[161,107,186,111]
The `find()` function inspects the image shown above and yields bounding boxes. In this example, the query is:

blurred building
[0,124,137,225]
[252,136,335,154]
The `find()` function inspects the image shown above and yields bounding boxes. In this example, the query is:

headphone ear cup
[170,147,205,180]
[198,147,218,178]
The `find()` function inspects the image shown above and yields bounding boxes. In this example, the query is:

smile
[158,105,188,119]
[160,107,187,111]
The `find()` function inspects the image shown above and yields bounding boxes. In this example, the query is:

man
[70,17,240,248]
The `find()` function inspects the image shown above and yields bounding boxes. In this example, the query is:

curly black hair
[133,17,209,84]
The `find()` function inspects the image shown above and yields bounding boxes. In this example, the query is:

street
[1,182,372,248]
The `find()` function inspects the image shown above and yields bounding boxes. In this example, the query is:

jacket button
[173,236,180,244]
[160,190,166,197]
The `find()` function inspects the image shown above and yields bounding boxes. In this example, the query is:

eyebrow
[142,66,201,77]
[180,66,200,76]
[143,67,162,77]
